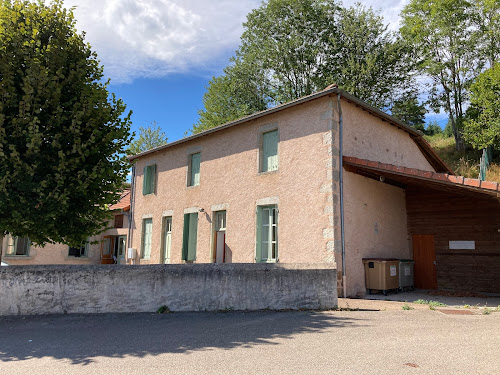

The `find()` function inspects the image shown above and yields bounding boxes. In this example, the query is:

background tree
[324,4,415,110]
[463,63,500,149]
[194,0,415,133]
[390,91,427,132]
[127,121,168,155]
[401,0,484,150]
[0,0,133,252]
[193,58,269,133]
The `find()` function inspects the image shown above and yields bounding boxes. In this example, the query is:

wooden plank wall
[406,187,500,293]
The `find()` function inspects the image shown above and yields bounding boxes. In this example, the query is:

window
[68,241,89,257]
[143,164,156,195]
[114,214,124,228]
[5,235,30,256]
[188,152,201,187]
[261,130,279,172]
[182,213,198,261]
[256,205,278,262]
[141,218,153,259]
[116,235,127,258]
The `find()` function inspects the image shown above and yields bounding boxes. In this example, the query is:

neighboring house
[128,87,500,296]
[1,190,131,265]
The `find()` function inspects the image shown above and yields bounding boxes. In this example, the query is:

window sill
[258,169,279,176]
[186,185,200,190]
[4,255,33,260]
[142,192,156,197]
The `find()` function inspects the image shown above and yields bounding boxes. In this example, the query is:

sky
[63,0,446,143]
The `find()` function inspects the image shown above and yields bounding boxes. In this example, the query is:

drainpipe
[127,164,136,264]
[337,93,347,298]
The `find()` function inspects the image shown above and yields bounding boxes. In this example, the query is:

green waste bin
[362,258,399,295]
[399,259,415,291]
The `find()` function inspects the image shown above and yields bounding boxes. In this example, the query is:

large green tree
[400,0,493,150]
[127,121,168,155]
[193,0,415,133]
[0,0,133,251]
[463,63,500,149]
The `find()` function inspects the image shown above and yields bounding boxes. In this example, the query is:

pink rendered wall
[131,97,337,266]
[341,100,436,171]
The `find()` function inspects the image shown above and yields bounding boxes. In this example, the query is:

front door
[412,234,437,289]
[101,236,115,264]
[115,235,127,264]
[163,217,172,264]
[214,211,226,263]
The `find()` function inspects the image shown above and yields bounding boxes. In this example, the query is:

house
[1,190,131,265]
[127,87,500,296]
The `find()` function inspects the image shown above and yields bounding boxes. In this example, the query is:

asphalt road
[0,309,499,374]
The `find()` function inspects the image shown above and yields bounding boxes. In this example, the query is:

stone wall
[0,264,337,315]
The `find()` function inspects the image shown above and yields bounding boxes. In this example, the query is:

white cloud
[63,0,408,83]
[64,0,261,83]
[342,0,409,31]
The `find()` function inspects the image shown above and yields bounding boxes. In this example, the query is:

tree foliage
[463,63,500,149]
[400,0,499,150]
[127,121,168,155]
[194,0,415,133]
[0,0,133,246]
[390,91,426,132]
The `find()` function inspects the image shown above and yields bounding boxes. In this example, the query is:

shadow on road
[0,311,362,365]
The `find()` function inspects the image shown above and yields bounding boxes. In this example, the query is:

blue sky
[65,0,447,143]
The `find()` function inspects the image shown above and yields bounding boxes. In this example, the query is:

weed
[429,305,435,311]
[463,304,471,308]
[413,299,428,304]
[413,299,447,307]
[402,304,414,310]
[483,308,491,315]
[156,305,171,314]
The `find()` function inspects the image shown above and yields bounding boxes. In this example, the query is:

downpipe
[337,93,347,298]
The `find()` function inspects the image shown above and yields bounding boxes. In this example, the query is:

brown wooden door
[101,236,115,264]
[412,234,437,289]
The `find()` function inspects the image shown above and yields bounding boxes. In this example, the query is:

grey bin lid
[399,259,415,263]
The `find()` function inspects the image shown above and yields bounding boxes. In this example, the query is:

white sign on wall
[449,241,475,250]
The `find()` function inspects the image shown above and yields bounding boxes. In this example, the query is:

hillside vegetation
[425,135,500,182]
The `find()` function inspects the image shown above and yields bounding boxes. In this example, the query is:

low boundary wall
[0,264,337,315]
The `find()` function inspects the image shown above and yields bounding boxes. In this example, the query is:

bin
[399,259,415,291]
[362,258,399,295]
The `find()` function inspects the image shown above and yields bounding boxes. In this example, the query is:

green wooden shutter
[150,164,156,193]
[263,130,278,172]
[143,165,156,195]
[191,153,201,186]
[143,166,150,195]
[255,206,263,262]
[182,214,190,260]
[187,213,198,261]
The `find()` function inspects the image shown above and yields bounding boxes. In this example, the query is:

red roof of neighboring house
[343,156,499,196]
[109,189,131,211]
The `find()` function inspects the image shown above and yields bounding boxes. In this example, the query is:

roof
[344,156,500,197]
[128,87,451,174]
[109,189,131,211]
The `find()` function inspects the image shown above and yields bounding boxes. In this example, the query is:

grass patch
[402,304,414,310]
[156,305,171,314]
[413,299,447,307]
[424,134,500,182]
